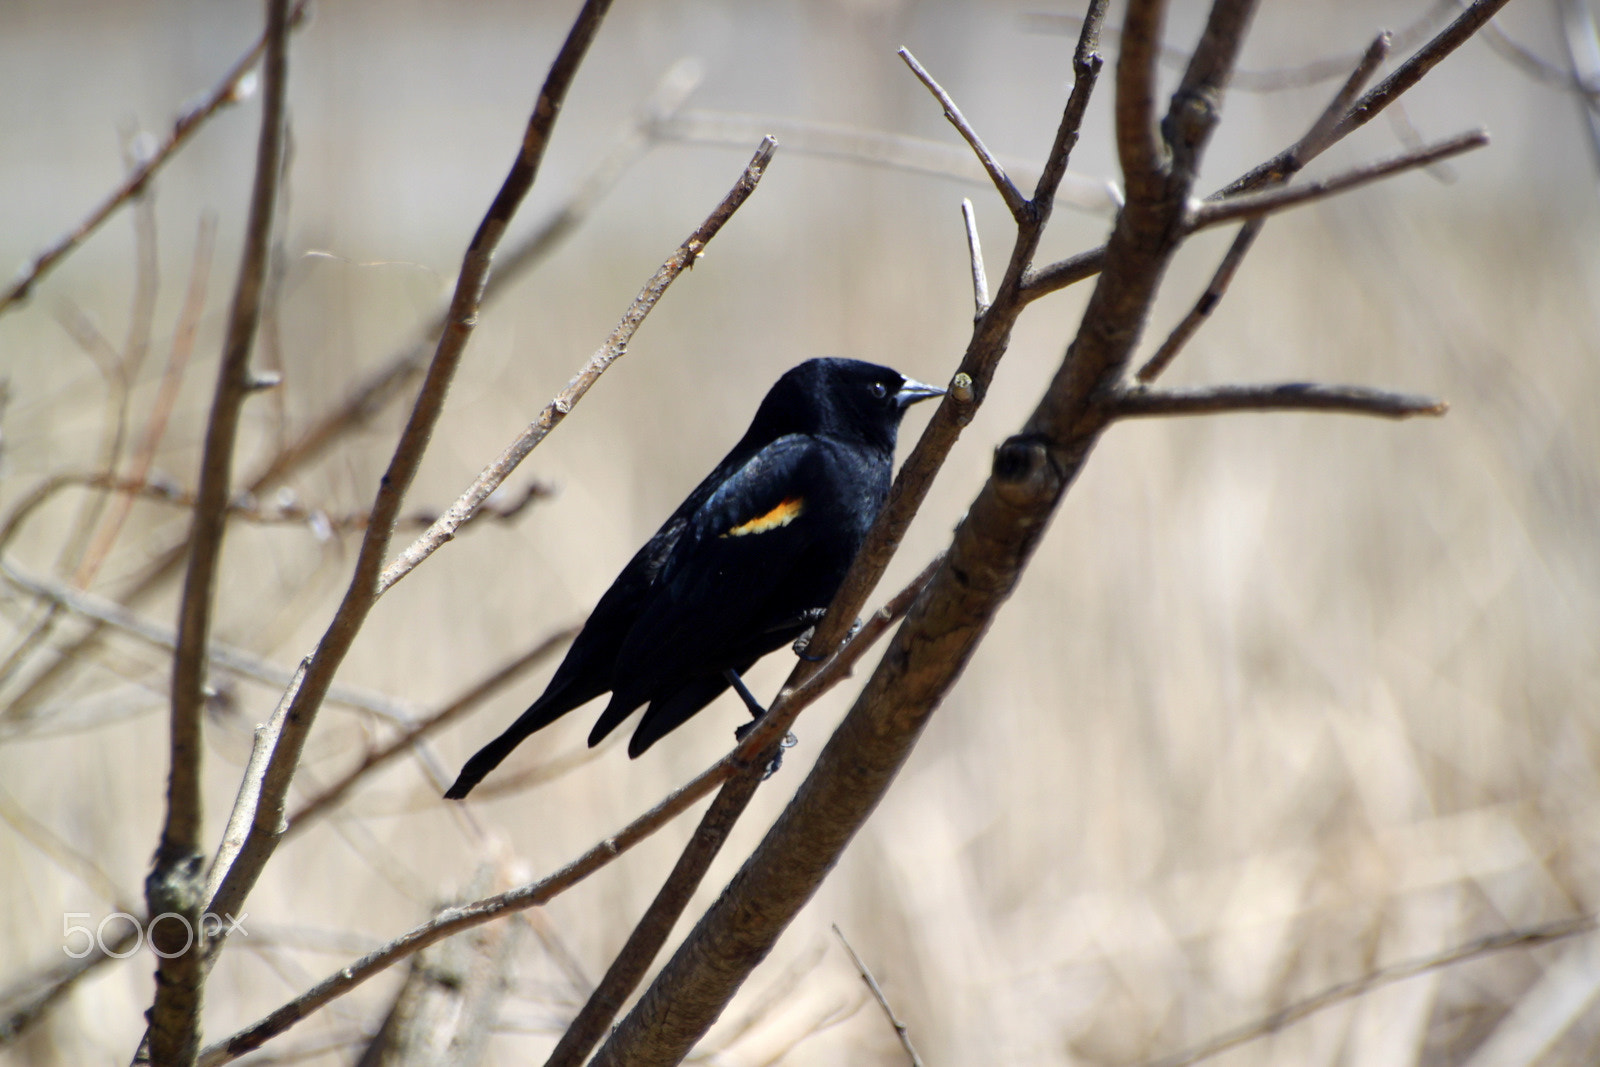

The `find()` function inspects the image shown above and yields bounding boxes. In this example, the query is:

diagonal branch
[377,135,777,595]
[897,48,1029,219]
[1145,915,1597,1067]
[145,1,289,1062]
[1137,31,1391,384]
[1189,129,1489,230]
[1109,382,1448,420]
[192,559,932,1066]
[202,0,614,954]
[0,1,310,317]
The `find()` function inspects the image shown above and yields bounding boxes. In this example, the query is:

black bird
[444,358,943,799]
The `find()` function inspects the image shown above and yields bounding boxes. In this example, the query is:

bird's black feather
[445,358,941,799]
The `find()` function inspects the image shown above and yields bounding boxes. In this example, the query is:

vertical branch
[143,0,289,1062]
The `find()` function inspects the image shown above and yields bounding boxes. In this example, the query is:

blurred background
[2,0,1599,1063]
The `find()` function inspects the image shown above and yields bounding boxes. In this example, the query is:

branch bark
[144,1,288,1062]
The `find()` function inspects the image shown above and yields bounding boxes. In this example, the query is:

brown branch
[1025,0,1519,304]
[1145,916,1597,1067]
[1135,32,1391,384]
[377,134,777,596]
[961,198,990,317]
[539,770,765,1067]
[0,1,309,317]
[191,560,932,1065]
[200,0,615,951]
[1190,129,1489,231]
[1115,0,1169,199]
[832,925,924,1067]
[146,1,289,1061]
[282,626,577,836]
[589,3,1260,1061]
[1225,0,1517,195]
[781,0,1109,705]
[897,48,1029,219]
[1109,382,1448,420]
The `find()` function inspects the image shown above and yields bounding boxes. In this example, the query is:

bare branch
[1225,0,1517,195]
[653,109,1121,216]
[787,0,1108,691]
[377,135,778,596]
[191,559,932,1065]
[1190,129,1488,231]
[0,1,309,317]
[960,198,990,317]
[832,925,924,1067]
[1109,382,1448,420]
[146,0,289,1059]
[73,213,217,587]
[1145,916,1597,1067]
[201,0,615,948]
[1027,0,1518,303]
[1137,32,1391,384]
[897,48,1030,219]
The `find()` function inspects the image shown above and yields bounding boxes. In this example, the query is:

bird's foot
[734,718,797,778]
[792,616,863,662]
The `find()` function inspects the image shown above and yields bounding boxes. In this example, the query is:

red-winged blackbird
[444,358,943,799]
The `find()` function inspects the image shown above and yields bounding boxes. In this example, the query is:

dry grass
[2,1,1598,1064]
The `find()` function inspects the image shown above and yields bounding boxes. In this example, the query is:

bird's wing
[609,434,827,702]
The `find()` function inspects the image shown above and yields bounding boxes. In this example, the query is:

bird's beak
[894,378,946,407]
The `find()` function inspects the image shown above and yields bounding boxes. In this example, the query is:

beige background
[2,1,1598,1063]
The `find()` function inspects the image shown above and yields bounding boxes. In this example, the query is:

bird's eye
[869,382,889,400]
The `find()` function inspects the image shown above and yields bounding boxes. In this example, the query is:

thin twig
[1136,32,1391,384]
[193,559,935,1065]
[1024,0,1518,303]
[961,198,990,317]
[0,559,420,730]
[0,0,309,317]
[376,135,777,596]
[1019,1,1453,92]
[781,0,1108,705]
[73,214,217,587]
[897,48,1030,220]
[146,1,289,1060]
[1190,129,1489,231]
[202,0,616,951]
[1144,916,1597,1067]
[653,109,1121,216]
[283,626,578,836]
[831,925,924,1067]
[1109,382,1448,420]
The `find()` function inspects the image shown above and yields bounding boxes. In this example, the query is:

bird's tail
[443,682,593,799]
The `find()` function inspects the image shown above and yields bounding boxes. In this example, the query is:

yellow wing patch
[723,496,805,537]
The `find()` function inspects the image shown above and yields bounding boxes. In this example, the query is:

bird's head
[748,358,945,453]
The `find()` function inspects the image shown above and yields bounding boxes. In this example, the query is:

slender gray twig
[1144,916,1597,1067]
[832,925,924,1067]
[1110,382,1448,420]
[961,198,990,316]
[0,0,309,317]
[377,135,778,595]
[897,48,1030,219]
[1190,129,1489,231]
